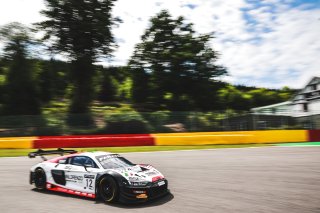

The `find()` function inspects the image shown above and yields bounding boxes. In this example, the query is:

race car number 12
[86,179,93,188]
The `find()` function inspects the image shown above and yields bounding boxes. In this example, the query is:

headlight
[130,181,149,186]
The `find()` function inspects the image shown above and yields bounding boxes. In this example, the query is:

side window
[70,156,98,168]
[71,156,87,166]
[84,158,98,168]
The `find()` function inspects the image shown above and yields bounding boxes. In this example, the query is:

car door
[50,158,70,186]
[65,156,99,194]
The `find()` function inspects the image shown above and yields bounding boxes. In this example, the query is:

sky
[0,0,319,89]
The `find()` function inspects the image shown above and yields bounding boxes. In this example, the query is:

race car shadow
[31,188,174,207]
[97,192,175,208]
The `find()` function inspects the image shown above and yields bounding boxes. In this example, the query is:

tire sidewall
[98,176,119,203]
[34,168,46,190]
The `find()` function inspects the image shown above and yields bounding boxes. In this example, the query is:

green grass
[275,142,320,146]
[0,144,269,157]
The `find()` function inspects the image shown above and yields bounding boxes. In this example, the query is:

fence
[0,111,318,137]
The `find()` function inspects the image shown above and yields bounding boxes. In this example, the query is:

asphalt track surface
[1,146,320,213]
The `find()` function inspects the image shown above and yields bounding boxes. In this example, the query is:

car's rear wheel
[98,176,119,203]
[34,168,46,190]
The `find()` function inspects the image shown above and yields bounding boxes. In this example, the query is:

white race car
[29,149,169,203]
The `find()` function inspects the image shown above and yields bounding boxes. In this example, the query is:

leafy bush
[143,111,171,132]
[103,112,151,134]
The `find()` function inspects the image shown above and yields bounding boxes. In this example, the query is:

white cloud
[0,0,45,27]
[216,2,320,88]
[0,0,319,89]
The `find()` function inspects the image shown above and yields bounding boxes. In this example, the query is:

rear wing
[28,148,77,161]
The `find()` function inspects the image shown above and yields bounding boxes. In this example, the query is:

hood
[111,164,164,183]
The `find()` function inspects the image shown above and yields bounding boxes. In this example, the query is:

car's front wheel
[98,176,119,203]
[34,168,46,190]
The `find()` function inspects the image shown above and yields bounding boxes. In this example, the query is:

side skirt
[46,183,96,199]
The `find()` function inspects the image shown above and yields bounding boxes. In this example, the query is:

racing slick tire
[34,168,46,190]
[98,176,119,203]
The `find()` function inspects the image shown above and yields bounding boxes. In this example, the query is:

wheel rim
[35,170,45,189]
[100,179,115,202]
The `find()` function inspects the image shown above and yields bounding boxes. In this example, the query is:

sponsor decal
[158,181,165,186]
[145,171,158,176]
[96,154,120,162]
[131,166,142,172]
[139,164,153,169]
[128,177,141,182]
[84,174,95,189]
[133,190,146,194]
[84,174,95,179]
[136,194,148,199]
[65,166,72,170]
[66,175,83,183]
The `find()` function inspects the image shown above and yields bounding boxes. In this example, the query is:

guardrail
[0,130,318,149]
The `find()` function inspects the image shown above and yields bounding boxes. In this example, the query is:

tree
[131,66,151,104]
[279,86,295,100]
[128,10,227,111]
[218,85,251,110]
[97,67,119,102]
[38,0,118,114]
[38,59,56,103]
[248,88,280,107]
[0,22,41,115]
[37,58,71,103]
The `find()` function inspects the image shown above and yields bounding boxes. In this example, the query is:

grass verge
[275,142,320,146]
[0,144,269,157]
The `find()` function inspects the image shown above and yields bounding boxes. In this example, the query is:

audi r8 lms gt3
[29,149,169,203]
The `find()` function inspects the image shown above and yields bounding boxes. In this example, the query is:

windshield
[96,154,135,169]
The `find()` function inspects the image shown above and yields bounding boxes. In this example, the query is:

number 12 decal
[86,179,93,188]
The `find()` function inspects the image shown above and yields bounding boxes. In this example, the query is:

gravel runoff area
[0,146,319,213]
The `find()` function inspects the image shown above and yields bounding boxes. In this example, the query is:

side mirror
[55,159,66,168]
[84,163,93,171]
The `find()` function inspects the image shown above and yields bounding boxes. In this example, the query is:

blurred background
[0,0,319,137]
